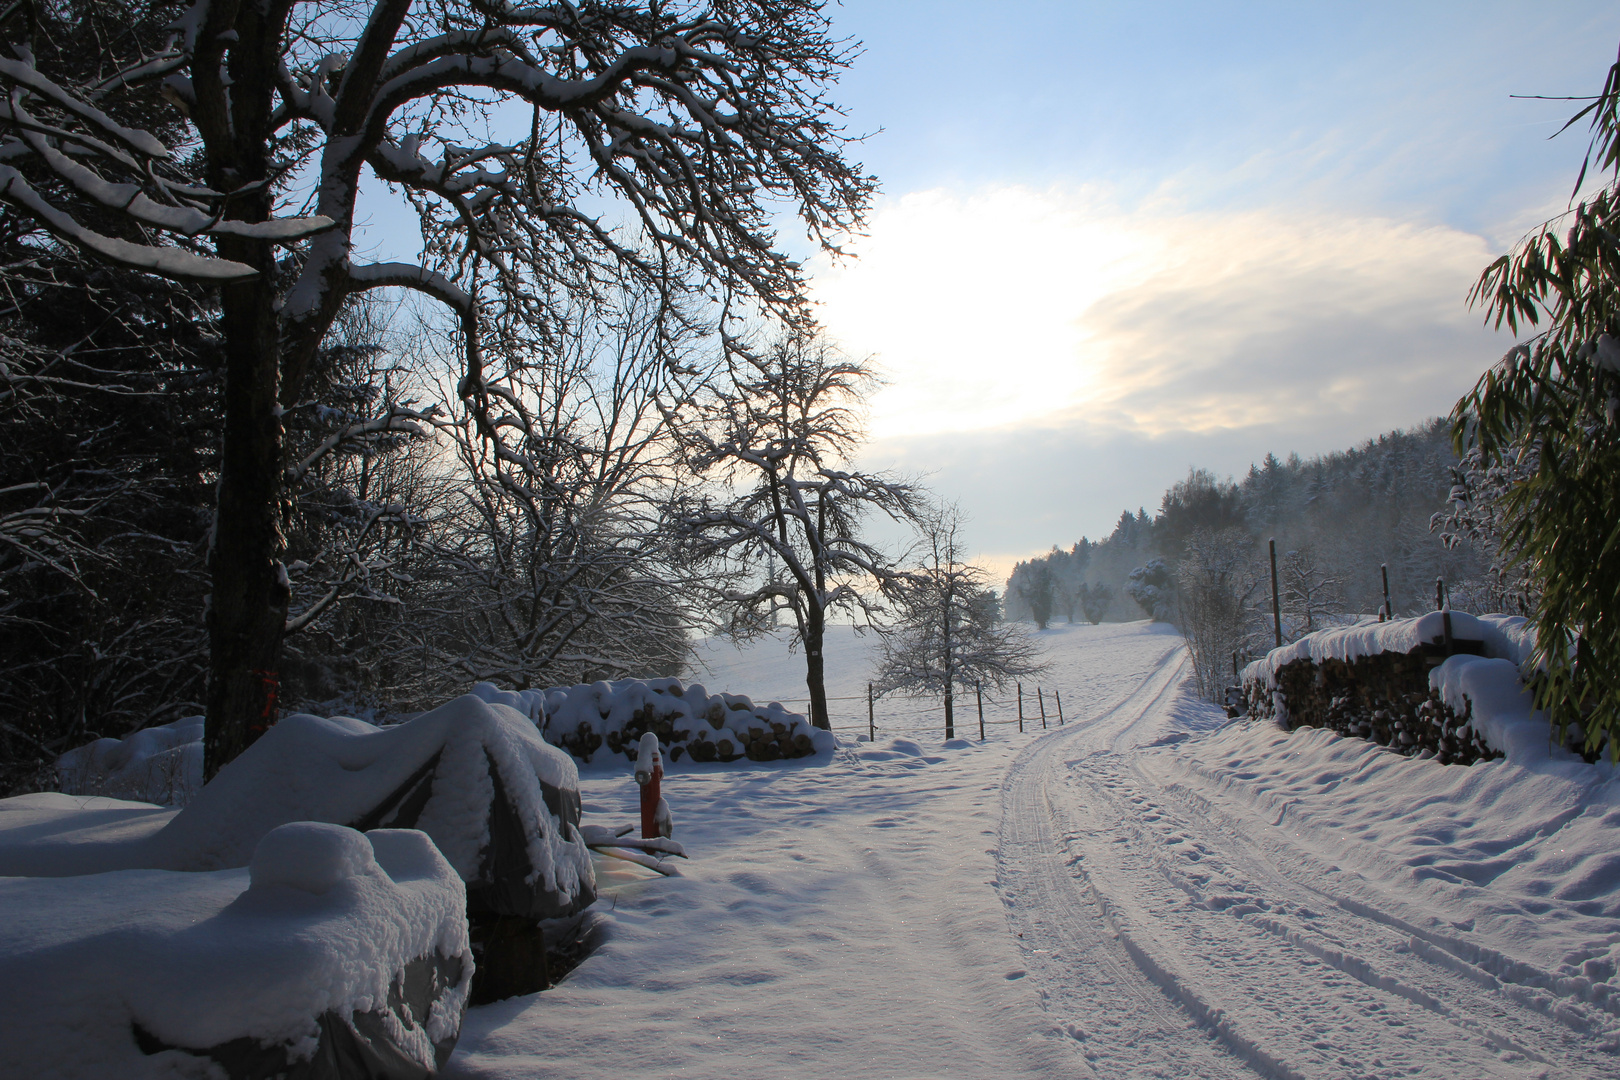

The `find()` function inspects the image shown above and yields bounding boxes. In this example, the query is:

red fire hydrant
[634,731,672,839]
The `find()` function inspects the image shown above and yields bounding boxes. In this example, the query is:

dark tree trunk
[203,263,289,779]
[200,13,290,779]
[942,600,954,739]
[805,604,830,731]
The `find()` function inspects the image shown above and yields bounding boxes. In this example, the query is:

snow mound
[250,820,380,895]
[152,695,594,919]
[1430,654,1559,764]
[494,677,833,766]
[0,825,469,1079]
[56,715,202,806]
[35,696,594,919]
[0,792,176,877]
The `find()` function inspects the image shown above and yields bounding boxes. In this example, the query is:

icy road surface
[449,622,1620,1080]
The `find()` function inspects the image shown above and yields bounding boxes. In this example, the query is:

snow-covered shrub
[56,716,203,806]
[1126,559,1176,621]
[487,678,832,765]
[0,822,470,1078]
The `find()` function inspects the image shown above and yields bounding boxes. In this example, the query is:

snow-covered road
[449,622,1620,1080]
[1002,629,1617,1079]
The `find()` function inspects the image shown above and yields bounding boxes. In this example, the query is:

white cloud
[809,186,1505,443]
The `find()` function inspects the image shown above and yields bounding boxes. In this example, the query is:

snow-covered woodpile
[1243,612,1542,765]
[473,679,834,765]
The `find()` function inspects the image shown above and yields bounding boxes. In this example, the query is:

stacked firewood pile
[1246,650,1502,766]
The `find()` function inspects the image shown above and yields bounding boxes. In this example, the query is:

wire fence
[739,682,1076,742]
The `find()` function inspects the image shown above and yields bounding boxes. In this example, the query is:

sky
[342,1,1620,584]
[795,1,1619,580]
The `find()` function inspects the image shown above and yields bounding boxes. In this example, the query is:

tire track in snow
[1006,629,1611,1079]
[997,639,1255,1078]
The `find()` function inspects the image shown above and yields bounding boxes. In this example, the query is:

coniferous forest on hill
[1002,418,1515,644]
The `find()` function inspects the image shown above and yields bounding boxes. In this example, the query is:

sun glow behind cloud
[809,186,1503,445]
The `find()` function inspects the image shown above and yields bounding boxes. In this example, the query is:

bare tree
[429,295,694,690]
[0,0,875,774]
[667,333,918,730]
[1176,527,1260,702]
[1279,542,1344,636]
[874,506,1044,738]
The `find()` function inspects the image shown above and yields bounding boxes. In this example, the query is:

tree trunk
[203,261,289,780]
[199,13,291,781]
[942,598,954,739]
[804,605,830,731]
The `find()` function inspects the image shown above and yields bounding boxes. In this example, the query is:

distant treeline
[1004,419,1499,637]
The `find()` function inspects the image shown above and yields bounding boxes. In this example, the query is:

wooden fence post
[1269,538,1282,648]
[1055,690,1064,725]
[1017,683,1024,733]
[976,681,985,741]
[867,682,874,743]
[1381,563,1392,622]
[1038,687,1047,730]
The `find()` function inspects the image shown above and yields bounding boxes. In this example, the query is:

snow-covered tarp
[0,822,469,1079]
[57,715,202,806]
[471,678,833,766]
[21,695,595,919]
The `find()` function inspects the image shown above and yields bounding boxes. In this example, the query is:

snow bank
[0,824,469,1079]
[479,677,833,766]
[0,792,175,877]
[1171,714,1620,1027]
[56,716,202,806]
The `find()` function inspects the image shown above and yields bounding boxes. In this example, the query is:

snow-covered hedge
[1241,612,1579,765]
[472,678,833,765]
[0,822,470,1079]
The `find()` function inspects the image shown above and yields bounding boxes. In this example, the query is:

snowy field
[448,622,1620,1080]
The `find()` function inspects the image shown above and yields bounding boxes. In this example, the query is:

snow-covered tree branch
[0,0,874,774]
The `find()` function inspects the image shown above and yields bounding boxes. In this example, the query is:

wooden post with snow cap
[1435,576,1444,611]
[977,681,985,741]
[635,732,670,840]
